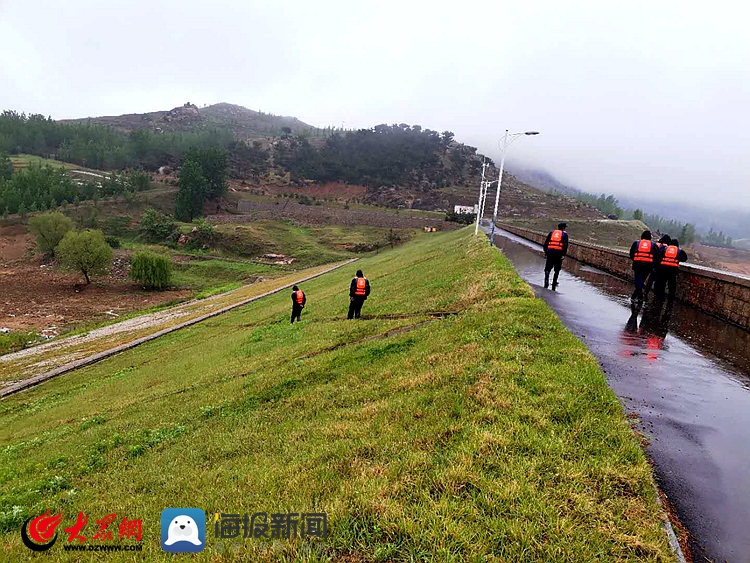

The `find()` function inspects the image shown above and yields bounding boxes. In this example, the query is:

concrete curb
[1,258,358,398]
[653,483,687,563]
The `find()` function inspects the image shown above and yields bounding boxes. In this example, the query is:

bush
[140,207,178,242]
[57,229,113,284]
[105,235,121,248]
[28,212,74,256]
[130,251,172,290]
[445,211,475,225]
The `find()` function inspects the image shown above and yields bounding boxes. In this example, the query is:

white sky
[1,0,748,210]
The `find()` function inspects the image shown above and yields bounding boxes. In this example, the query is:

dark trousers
[291,304,303,323]
[348,297,365,319]
[655,268,678,302]
[544,254,563,287]
[632,267,650,300]
[644,267,658,295]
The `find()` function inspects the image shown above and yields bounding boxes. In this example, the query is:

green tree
[130,251,172,290]
[680,223,696,245]
[175,160,208,221]
[17,201,26,219]
[633,209,643,221]
[56,229,113,284]
[183,148,227,200]
[0,152,12,181]
[29,212,75,256]
[139,207,178,241]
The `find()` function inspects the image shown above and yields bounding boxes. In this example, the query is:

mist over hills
[511,166,750,240]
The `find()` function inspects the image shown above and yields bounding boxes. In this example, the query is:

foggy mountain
[511,166,750,240]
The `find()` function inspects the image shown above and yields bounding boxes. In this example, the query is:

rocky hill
[62,102,317,139]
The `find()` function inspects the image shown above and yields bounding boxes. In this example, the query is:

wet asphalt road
[486,225,750,563]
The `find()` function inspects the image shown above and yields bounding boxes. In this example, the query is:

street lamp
[488,130,540,247]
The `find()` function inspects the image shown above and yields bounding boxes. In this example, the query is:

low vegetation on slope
[0,230,671,561]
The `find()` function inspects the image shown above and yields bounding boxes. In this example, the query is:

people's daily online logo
[161,508,206,553]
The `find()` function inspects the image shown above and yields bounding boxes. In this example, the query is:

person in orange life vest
[543,222,568,290]
[654,239,688,303]
[629,230,658,302]
[348,269,370,319]
[290,285,306,324]
[644,234,671,299]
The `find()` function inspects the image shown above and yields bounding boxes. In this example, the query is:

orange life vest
[661,245,680,268]
[355,277,367,296]
[634,240,654,263]
[295,290,305,304]
[547,230,564,251]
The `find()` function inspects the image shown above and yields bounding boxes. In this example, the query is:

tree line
[0,111,489,191]
[0,155,151,216]
[275,125,485,188]
[549,184,738,248]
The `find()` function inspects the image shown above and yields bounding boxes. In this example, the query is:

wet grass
[0,230,671,561]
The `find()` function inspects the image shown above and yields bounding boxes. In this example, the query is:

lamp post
[488,130,539,247]
[474,160,488,235]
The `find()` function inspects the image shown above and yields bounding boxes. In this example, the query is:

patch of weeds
[79,414,106,430]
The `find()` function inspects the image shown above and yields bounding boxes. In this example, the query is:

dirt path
[0,259,357,396]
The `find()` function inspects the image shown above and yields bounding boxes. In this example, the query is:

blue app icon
[161,508,205,553]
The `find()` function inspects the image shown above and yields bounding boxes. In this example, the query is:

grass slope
[0,230,671,561]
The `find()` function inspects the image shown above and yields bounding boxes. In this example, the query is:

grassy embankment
[0,229,671,561]
[501,218,648,251]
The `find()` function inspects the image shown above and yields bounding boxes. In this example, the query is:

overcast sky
[1,0,748,211]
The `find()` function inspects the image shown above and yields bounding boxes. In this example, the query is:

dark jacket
[291,290,306,308]
[630,239,660,270]
[350,277,371,299]
[543,230,568,256]
[657,247,688,269]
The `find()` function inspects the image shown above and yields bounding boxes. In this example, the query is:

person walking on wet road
[291,285,306,324]
[654,239,688,303]
[543,222,568,290]
[629,230,659,302]
[644,234,671,299]
[348,269,370,319]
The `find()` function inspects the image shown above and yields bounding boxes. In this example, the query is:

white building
[453,205,477,214]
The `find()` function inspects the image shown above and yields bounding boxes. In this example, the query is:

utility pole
[474,159,488,235]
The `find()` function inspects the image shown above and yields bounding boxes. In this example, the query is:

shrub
[445,211,475,225]
[28,212,74,256]
[57,229,113,284]
[140,207,178,242]
[130,251,172,290]
[105,235,121,248]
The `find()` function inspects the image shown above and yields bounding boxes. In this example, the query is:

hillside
[61,102,317,139]
[0,230,672,560]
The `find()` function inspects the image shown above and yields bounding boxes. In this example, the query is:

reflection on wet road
[487,225,750,563]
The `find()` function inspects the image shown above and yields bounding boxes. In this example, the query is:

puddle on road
[489,226,750,563]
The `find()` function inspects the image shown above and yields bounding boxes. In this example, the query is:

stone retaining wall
[498,223,750,331]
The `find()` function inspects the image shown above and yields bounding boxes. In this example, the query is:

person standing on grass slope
[543,222,568,290]
[629,230,658,302]
[348,269,370,319]
[644,234,671,299]
[291,285,306,324]
[654,239,688,303]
